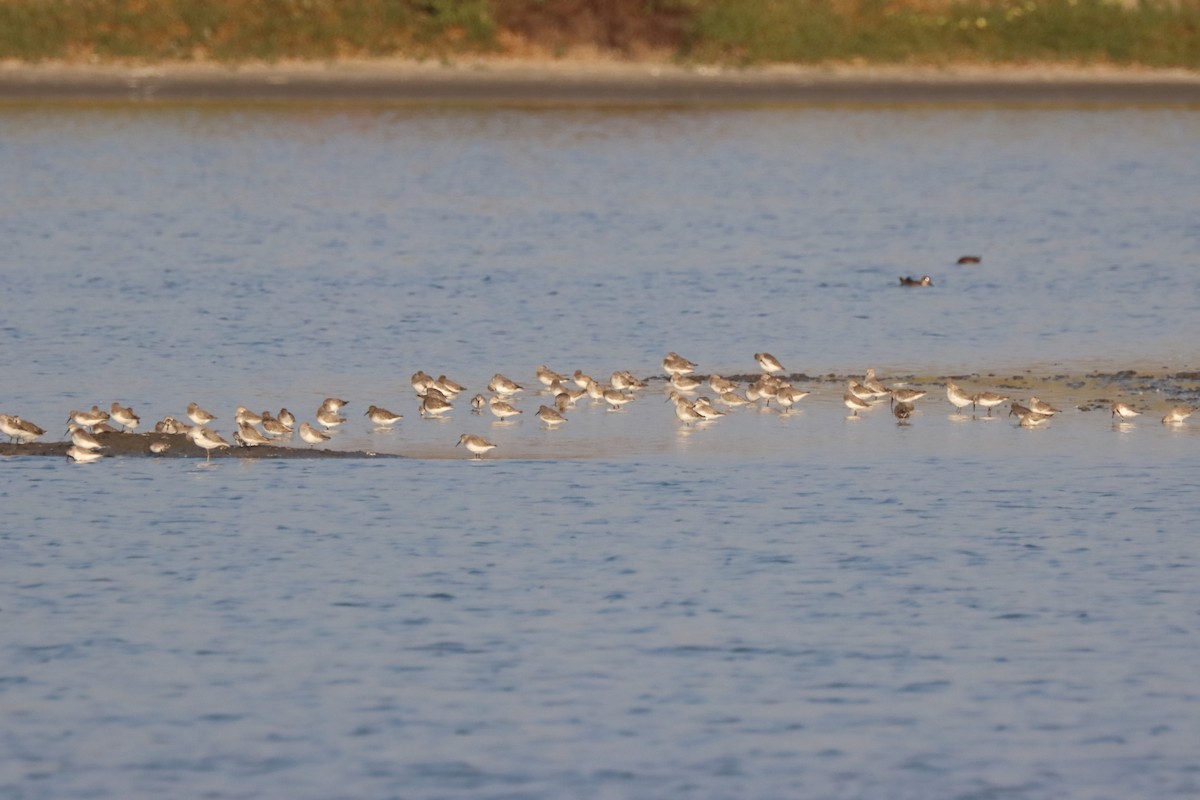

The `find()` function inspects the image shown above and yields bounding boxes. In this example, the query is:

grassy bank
[0,0,1197,68]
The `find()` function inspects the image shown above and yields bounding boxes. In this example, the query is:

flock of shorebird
[1,350,1195,462]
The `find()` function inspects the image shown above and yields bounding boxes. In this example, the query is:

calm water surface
[1,101,1199,799]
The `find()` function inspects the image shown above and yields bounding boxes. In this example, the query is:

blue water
[2,101,1199,799]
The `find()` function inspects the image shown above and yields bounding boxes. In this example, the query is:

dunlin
[0,414,45,443]
[155,416,189,435]
[277,408,296,429]
[488,374,524,396]
[235,406,263,426]
[899,275,933,287]
[489,397,523,422]
[298,422,331,447]
[1161,405,1195,424]
[603,389,634,411]
[434,376,465,397]
[670,395,705,426]
[890,387,927,406]
[972,391,1009,415]
[843,391,873,416]
[755,352,785,374]
[70,427,105,451]
[319,397,349,415]
[261,412,292,437]
[110,402,140,431]
[536,405,567,427]
[186,402,216,425]
[670,373,701,393]
[470,393,487,414]
[573,370,595,389]
[709,374,736,394]
[1111,401,1140,420]
[776,386,810,412]
[456,433,496,459]
[662,352,697,376]
[847,380,876,402]
[692,397,725,420]
[420,394,454,418]
[718,390,750,407]
[316,406,346,430]
[149,441,171,455]
[235,423,271,447]
[67,445,104,463]
[411,371,436,396]
[1028,396,1061,416]
[537,365,567,387]
[946,382,974,413]
[863,369,889,397]
[364,405,403,426]
[187,426,231,461]
[70,407,110,429]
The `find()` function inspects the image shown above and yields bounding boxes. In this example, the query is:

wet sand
[2,59,1200,103]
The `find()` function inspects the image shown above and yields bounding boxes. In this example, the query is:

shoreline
[3,58,1200,103]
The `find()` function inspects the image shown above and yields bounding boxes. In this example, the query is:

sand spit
[0,431,398,460]
[2,59,1200,103]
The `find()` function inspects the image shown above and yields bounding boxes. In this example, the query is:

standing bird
[110,402,140,432]
[364,405,403,427]
[457,434,497,459]
[1161,405,1195,424]
[662,352,697,376]
[187,426,231,461]
[186,402,216,426]
[946,382,974,414]
[754,352,785,374]
[1111,402,1140,420]
[535,405,567,427]
[299,422,331,447]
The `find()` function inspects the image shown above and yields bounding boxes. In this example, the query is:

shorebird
[662,352,697,376]
[863,369,889,397]
[187,426,231,461]
[411,371,436,396]
[0,414,45,443]
[709,374,737,394]
[69,407,110,430]
[434,376,465,396]
[66,445,104,463]
[535,405,567,427]
[155,416,189,435]
[235,423,271,447]
[488,374,523,396]
[298,422,331,447]
[692,397,725,420]
[603,389,634,411]
[946,382,974,413]
[972,391,1009,415]
[899,275,933,287]
[109,402,140,431]
[718,390,750,408]
[890,387,927,406]
[670,373,702,393]
[1161,405,1195,424]
[457,433,496,459]
[470,393,487,414]
[315,405,346,430]
[894,402,914,422]
[847,380,876,403]
[235,406,263,426]
[277,408,296,430]
[537,365,568,387]
[573,370,596,389]
[364,405,403,427]
[70,427,105,451]
[489,397,523,422]
[755,352,785,374]
[670,395,705,426]
[843,391,873,416]
[1111,401,1140,420]
[1028,396,1061,416]
[186,402,216,425]
[776,386,810,413]
[420,393,454,418]
[261,412,292,437]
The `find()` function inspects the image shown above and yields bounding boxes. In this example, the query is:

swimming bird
[972,391,1009,416]
[662,352,697,376]
[364,405,403,427]
[457,433,496,459]
[186,402,216,426]
[755,352,785,374]
[894,402,914,422]
[1162,405,1195,424]
[957,255,982,264]
[1111,401,1140,420]
[187,426,231,461]
[946,382,974,413]
[298,422,331,447]
[899,275,933,287]
[536,405,567,427]
[109,402,140,432]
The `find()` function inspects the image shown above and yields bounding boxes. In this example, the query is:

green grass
[0,0,1197,67]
